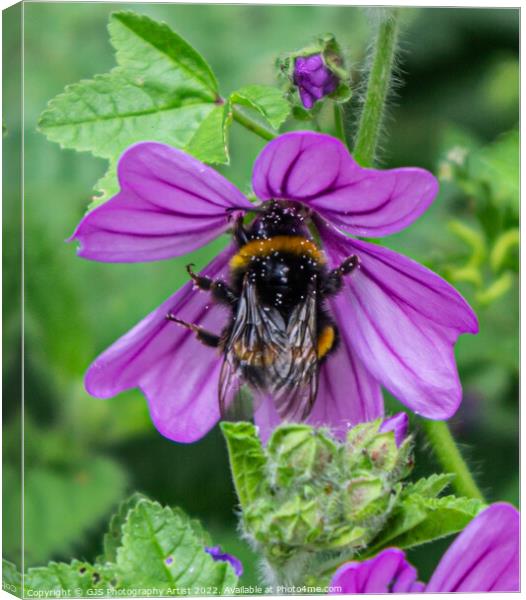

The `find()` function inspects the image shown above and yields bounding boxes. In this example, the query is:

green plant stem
[420,419,485,501]
[353,9,400,166]
[232,104,277,141]
[333,103,346,145]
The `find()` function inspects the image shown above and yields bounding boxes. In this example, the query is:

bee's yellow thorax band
[317,326,335,359]
[230,235,325,270]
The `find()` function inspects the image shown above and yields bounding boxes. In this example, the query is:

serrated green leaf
[116,499,237,593]
[100,493,148,563]
[402,473,455,498]
[23,457,127,565]
[230,85,290,129]
[364,497,429,556]
[38,11,225,203]
[383,495,485,551]
[2,559,22,597]
[25,561,112,596]
[220,422,267,509]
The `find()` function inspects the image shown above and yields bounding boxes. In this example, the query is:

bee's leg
[166,314,221,348]
[321,255,360,296]
[232,214,249,246]
[186,264,237,306]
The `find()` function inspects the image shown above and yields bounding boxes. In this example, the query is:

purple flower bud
[293,54,339,109]
[205,545,243,577]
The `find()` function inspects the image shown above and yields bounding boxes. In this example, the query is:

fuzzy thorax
[230,235,326,271]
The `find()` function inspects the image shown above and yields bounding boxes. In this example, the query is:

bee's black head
[248,201,311,240]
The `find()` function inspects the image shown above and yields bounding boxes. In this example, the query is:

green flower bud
[221,420,414,584]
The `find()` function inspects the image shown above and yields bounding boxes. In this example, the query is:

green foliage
[38,11,223,201]
[230,85,290,129]
[220,422,266,508]
[99,493,148,563]
[2,559,22,597]
[19,497,239,597]
[385,495,484,550]
[116,500,236,592]
[25,561,113,595]
[365,479,485,556]
[38,11,291,205]
[402,473,456,498]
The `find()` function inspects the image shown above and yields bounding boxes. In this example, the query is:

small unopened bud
[277,34,351,112]
[293,54,338,109]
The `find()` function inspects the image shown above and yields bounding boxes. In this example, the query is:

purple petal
[252,131,438,237]
[379,412,409,447]
[205,546,243,577]
[330,548,422,593]
[254,326,383,443]
[70,142,252,262]
[298,87,315,109]
[85,245,236,442]
[317,218,478,420]
[426,503,519,592]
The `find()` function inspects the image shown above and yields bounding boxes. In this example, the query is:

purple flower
[330,503,519,593]
[205,546,243,577]
[293,54,338,108]
[70,131,477,443]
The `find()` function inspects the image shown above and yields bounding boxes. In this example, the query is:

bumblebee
[167,201,358,421]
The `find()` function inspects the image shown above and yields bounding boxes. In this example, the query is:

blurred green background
[3,3,518,587]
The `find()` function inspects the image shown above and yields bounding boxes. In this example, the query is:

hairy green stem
[421,419,485,501]
[232,104,277,141]
[353,9,400,166]
[333,104,346,146]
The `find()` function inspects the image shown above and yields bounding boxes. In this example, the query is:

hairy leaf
[116,499,237,593]
[100,492,148,563]
[25,561,112,596]
[402,473,455,498]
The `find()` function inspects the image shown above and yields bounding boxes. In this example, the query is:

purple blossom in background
[205,546,243,577]
[293,54,339,108]
[70,131,477,443]
[330,503,519,593]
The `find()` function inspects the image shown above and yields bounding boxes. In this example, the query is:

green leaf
[186,103,232,165]
[21,500,238,597]
[109,11,218,95]
[100,493,148,563]
[23,457,127,565]
[468,129,519,216]
[402,473,455,498]
[116,499,238,593]
[2,559,22,597]
[38,11,225,202]
[365,497,429,555]
[25,561,112,596]
[380,495,484,553]
[230,85,290,129]
[220,422,267,509]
